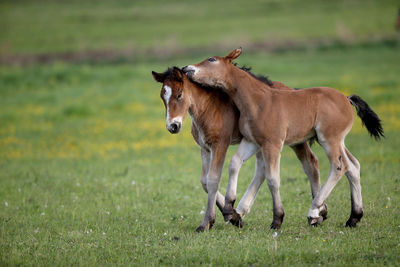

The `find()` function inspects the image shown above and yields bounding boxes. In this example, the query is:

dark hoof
[195,226,205,233]
[222,202,235,222]
[345,218,358,228]
[270,218,283,229]
[270,221,281,230]
[229,209,243,228]
[223,213,233,222]
[345,210,363,228]
[320,203,328,221]
[195,218,215,233]
[270,212,284,229]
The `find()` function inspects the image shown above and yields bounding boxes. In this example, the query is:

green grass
[1,45,399,265]
[1,0,398,55]
[1,0,400,265]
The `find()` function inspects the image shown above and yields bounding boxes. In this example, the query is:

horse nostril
[171,123,178,132]
[168,122,181,134]
[182,66,189,73]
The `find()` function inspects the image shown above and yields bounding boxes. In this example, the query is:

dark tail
[348,95,384,140]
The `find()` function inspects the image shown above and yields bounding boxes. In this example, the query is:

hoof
[222,204,235,222]
[345,210,363,228]
[229,209,243,228]
[195,218,215,233]
[308,216,322,227]
[223,213,233,222]
[345,219,357,228]
[308,204,327,227]
[270,221,282,230]
[195,225,206,233]
[270,211,284,229]
[320,203,328,221]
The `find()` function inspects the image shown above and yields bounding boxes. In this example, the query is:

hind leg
[344,147,363,227]
[291,143,327,220]
[308,141,346,225]
[231,151,265,226]
[223,139,259,224]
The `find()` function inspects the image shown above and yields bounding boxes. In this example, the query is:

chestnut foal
[183,48,384,228]
[152,67,321,231]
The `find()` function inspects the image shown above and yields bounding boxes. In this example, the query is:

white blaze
[163,85,182,129]
[163,85,172,124]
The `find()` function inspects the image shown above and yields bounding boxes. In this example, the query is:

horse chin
[169,129,180,134]
[185,70,195,80]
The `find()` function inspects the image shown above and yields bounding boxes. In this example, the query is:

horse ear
[172,67,184,82]
[152,71,166,83]
[225,48,242,61]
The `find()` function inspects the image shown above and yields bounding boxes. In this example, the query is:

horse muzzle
[182,65,195,78]
[167,121,181,134]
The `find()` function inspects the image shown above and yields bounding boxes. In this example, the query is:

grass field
[1,0,400,265]
[1,0,399,56]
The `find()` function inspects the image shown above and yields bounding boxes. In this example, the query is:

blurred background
[1,0,399,161]
[1,0,399,265]
[1,0,399,63]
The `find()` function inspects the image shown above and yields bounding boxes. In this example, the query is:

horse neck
[228,67,273,113]
[186,81,215,123]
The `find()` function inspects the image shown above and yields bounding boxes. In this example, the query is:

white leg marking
[344,148,363,212]
[308,208,320,218]
[262,145,284,227]
[225,139,259,204]
[308,141,345,219]
[266,163,283,212]
[200,149,211,192]
[200,149,225,210]
[236,151,265,217]
[199,147,227,230]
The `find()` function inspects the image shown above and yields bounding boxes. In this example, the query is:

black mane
[160,67,182,82]
[233,63,274,87]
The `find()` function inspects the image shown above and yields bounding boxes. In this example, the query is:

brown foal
[183,48,383,228]
[152,67,322,232]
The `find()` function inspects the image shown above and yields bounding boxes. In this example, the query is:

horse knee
[347,167,360,182]
[266,177,280,192]
[206,175,220,193]
[200,177,208,193]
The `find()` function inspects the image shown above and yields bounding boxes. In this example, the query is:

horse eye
[177,93,182,100]
[208,57,216,62]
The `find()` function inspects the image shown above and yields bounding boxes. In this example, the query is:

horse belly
[285,128,316,146]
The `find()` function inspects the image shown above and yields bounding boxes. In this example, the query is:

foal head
[152,67,191,134]
[182,48,242,90]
